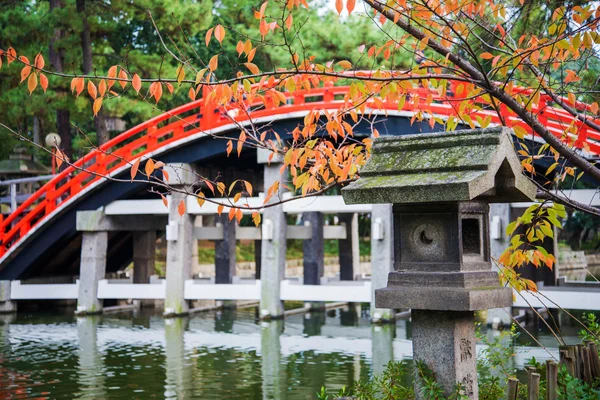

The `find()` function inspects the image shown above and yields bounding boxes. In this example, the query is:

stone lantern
[342,127,537,399]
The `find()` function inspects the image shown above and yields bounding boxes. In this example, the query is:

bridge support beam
[76,231,108,315]
[370,204,394,323]
[339,213,359,281]
[259,150,287,319]
[303,212,324,310]
[0,281,16,313]
[164,163,196,317]
[215,214,236,308]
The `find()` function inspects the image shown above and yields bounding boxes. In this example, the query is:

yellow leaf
[244,181,253,196]
[217,204,224,216]
[252,212,261,227]
[197,192,206,207]
[88,81,97,99]
[513,125,527,139]
[208,55,219,72]
[27,72,37,95]
[233,192,242,203]
[176,65,185,84]
[337,60,352,69]
[92,97,102,116]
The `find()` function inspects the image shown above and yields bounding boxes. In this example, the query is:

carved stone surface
[412,310,478,399]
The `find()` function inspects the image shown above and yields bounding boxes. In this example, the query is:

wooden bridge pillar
[259,150,287,319]
[133,230,156,308]
[338,213,360,281]
[76,231,108,315]
[370,204,395,323]
[133,231,156,284]
[215,214,236,308]
[302,212,324,310]
[164,163,195,317]
[215,214,236,284]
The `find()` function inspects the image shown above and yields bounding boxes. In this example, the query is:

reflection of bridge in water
[0,310,564,398]
[0,81,599,319]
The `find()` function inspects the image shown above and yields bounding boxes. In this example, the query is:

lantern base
[375,285,511,311]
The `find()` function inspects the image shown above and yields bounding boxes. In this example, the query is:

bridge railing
[0,78,599,259]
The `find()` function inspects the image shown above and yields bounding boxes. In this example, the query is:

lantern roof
[342,127,537,205]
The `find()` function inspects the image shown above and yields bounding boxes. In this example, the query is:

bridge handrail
[0,77,598,259]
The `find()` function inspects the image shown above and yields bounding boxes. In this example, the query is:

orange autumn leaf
[20,65,31,83]
[145,158,155,176]
[205,27,214,47]
[177,199,186,216]
[247,47,257,62]
[130,158,141,181]
[347,0,355,14]
[88,80,97,99]
[118,69,128,89]
[244,62,259,75]
[39,73,48,93]
[214,24,225,45]
[132,74,142,94]
[34,53,44,69]
[6,47,16,64]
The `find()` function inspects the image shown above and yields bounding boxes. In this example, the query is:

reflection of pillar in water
[340,306,359,326]
[261,320,284,400]
[77,316,105,399]
[164,317,191,400]
[214,307,235,333]
[371,324,395,377]
[0,314,15,353]
[302,311,326,336]
[353,352,361,383]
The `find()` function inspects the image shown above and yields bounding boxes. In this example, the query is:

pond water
[0,306,595,399]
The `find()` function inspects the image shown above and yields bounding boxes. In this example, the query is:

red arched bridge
[0,81,599,279]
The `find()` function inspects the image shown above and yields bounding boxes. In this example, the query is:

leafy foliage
[498,202,566,292]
